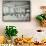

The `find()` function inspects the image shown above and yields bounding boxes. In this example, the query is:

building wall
[0,0,46,39]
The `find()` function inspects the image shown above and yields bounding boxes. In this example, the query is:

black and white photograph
[3,0,30,22]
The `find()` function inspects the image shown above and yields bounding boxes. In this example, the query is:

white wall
[0,0,46,39]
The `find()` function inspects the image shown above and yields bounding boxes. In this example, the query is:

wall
[0,0,46,41]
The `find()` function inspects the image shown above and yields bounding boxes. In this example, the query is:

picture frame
[2,0,30,22]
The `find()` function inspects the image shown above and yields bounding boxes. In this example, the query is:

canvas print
[3,0,30,22]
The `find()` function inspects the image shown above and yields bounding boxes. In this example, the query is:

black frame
[2,0,31,22]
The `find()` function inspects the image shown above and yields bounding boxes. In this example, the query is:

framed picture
[3,0,30,22]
